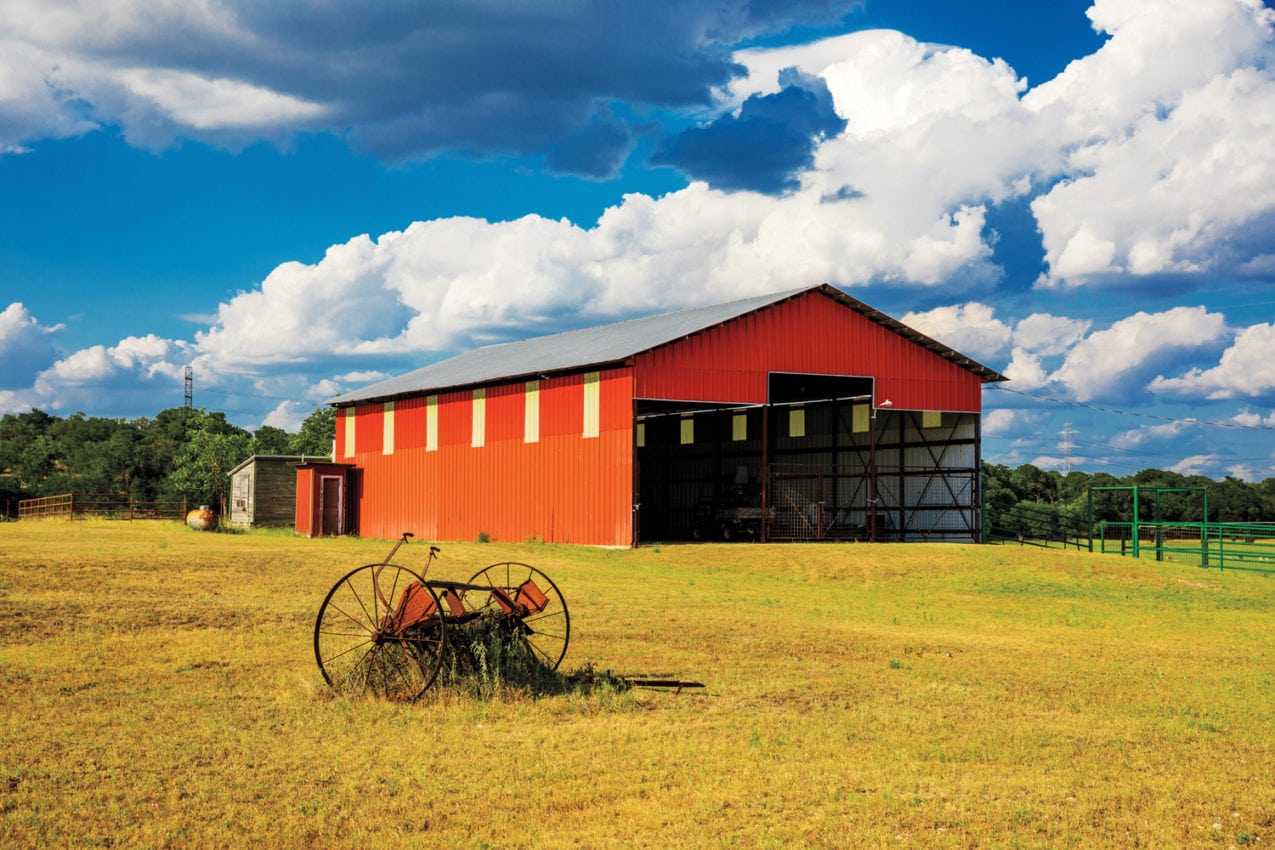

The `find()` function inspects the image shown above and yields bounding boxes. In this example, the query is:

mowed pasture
[2,521,1273,849]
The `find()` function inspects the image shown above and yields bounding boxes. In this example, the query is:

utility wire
[986,384,1275,431]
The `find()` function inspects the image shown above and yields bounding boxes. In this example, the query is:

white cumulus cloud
[1110,420,1195,450]
[899,302,1012,360]
[1150,322,1275,399]
[30,334,193,413]
[1048,307,1229,401]
[1012,313,1092,355]
[1168,454,1219,476]
[1231,409,1275,428]
[194,175,1010,375]
[981,407,1045,437]
[1002,348,1048,390]
[0,302,61,390]
[1028,0,1275,287]
[114,67,328,131]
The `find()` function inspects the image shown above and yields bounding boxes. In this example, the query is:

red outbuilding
[308,284,1006,546]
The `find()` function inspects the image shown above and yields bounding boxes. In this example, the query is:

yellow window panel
[425,395,438,452]
[583,372,600,438]
[382,402,395,455]
[524,381,540,444]
[680,416,694,445]
[852,404,869,434]
[789,407,805,438]
[472,388,486,448]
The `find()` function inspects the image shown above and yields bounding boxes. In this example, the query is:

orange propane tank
[186,505,218,531]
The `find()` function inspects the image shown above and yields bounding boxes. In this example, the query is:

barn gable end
[632,288,986,411]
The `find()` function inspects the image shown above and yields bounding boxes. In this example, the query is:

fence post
[1087,489,1093,552]
[1137,489,1147,560]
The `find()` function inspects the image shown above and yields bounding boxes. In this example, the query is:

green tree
[0,409,57,491]
[980,462,1017,532]
[1257,478,1275,519]
[1010,464,1058,504]
[20,434,61,495]
[252,425,292,455]
[167,430,252,510]
[1211,476,1264,523]
[290,407,336,457]
[164,409,252,510]
[45,413,140,495]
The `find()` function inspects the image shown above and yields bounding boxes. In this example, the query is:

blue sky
[2,0,1275,481]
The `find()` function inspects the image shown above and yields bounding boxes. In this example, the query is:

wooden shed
[229,455,323,528]
[321,284,1006,546]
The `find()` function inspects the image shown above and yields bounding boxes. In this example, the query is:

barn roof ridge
[328,284,1006,405]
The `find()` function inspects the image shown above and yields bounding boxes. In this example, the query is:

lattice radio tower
[184,366,193,408]
[1058,422,1078,474]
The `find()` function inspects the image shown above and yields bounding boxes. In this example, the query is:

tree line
[0,406,336,517]
[983,462,1275,541]
[3,405,1272,529]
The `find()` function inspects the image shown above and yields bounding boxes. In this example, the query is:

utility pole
[1059,422,1077,474]
[184,366,193,408]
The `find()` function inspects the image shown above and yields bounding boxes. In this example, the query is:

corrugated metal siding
[295,467,315,536]
[347,368,635,546]
[395,396,430,450]
[633,290,985,412]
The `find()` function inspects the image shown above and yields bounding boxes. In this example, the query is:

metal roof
[328,284,1006,405]
[228,453,330,476]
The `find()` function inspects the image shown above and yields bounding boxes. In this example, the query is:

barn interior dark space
[634,376,980,544]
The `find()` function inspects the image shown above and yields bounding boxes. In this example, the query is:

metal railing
[985,502,1088,550]
[1096,521,1275,572]
[18,493,187,522]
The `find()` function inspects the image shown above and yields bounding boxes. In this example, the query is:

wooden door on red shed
[320,475,343,536]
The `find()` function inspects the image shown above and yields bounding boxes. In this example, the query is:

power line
[987,384,1275,431]
[193,386,326,406]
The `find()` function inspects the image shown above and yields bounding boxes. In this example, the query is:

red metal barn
[310,284,1006,546]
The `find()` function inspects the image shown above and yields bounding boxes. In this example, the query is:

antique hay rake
[313,533,570,701]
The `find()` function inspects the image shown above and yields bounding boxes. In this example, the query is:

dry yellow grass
[2,520,1273,848]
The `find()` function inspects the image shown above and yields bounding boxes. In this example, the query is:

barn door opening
[635,403,763,542]
[767,372,873,406]
[633,373,875,544]
[320,475,344,536]
[762,409,982,543]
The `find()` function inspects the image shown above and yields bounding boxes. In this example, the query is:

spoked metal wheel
[464,562,570,670]
[314,563,447,701]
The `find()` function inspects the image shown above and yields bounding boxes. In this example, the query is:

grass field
[2,520,1273,848]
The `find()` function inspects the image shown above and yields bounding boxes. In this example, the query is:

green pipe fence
[1096,520,1275,573]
